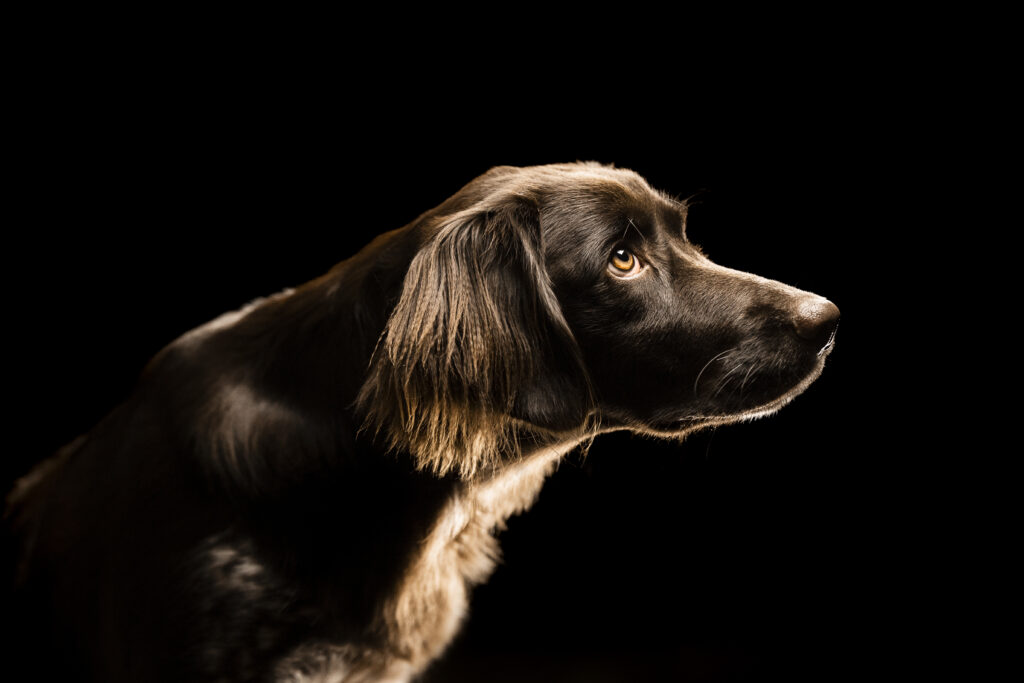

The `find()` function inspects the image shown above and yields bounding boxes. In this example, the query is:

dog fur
[4,162,838,682]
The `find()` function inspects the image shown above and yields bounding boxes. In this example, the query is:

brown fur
[4,162,837,682]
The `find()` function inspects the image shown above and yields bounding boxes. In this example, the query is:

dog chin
[733,352,829,422]
[641,354,831,440]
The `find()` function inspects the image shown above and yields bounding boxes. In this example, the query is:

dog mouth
[642,352,831,437]
[817,325,838,358]
[730,355,828,420]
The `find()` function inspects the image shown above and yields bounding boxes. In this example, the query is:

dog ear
[358,195,593,478]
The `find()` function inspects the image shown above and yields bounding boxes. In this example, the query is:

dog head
[359,162,838,476]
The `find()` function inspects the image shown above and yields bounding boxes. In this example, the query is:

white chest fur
[382,438,585,676]
[233,438,587,682]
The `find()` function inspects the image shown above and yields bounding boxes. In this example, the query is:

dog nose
[793,297,840,349]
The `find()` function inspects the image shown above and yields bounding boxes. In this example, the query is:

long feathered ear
[357,195,593,478]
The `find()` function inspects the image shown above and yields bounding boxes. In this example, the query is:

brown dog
[5,162,838,682]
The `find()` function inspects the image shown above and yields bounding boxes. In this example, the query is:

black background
[5,37,939,683]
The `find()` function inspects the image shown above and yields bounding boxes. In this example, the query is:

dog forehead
[531,167,659,221]
[534,170,685,246]
[465,163,682,243]
[532,163,650,197]
[471,163,669,216]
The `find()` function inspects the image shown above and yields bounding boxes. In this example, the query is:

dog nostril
[793,298,840,348]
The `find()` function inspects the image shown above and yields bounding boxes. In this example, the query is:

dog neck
[382,432,587,672]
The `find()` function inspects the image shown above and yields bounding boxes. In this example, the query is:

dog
[4,162,838,682]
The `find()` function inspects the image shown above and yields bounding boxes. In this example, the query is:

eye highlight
[608,247,642,277]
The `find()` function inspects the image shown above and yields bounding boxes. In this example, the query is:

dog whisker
[739,362,759,394]
[711,362,746,400]
[625,217,645,241]
[693,348,738,396]
[818,324,839,357]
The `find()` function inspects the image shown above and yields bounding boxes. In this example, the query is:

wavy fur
[4,162,835,682]
[358,194,593,477]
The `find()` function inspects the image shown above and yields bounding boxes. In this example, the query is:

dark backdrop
[7,60,898,682]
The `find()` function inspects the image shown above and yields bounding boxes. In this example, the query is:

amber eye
[609,248,640,275]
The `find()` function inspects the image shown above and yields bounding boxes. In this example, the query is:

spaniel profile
[4,162,838,682]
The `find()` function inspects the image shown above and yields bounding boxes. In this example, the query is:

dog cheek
[511,371,591,433]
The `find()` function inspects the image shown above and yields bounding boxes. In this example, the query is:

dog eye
[608,248,641,276]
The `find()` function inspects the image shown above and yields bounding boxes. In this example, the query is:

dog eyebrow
[657,189,688,210]
[655,199,688,237]
[623,217,646,242]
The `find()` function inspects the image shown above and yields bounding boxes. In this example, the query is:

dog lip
[651,351,832,434]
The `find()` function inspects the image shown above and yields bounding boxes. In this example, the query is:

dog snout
[792,296,840,350]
